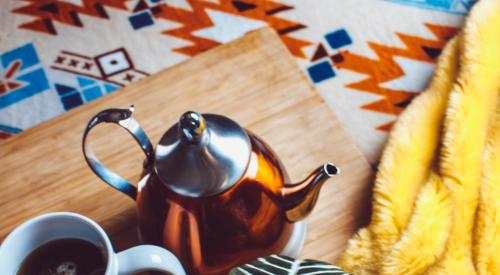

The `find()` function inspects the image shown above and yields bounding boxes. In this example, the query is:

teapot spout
[281,163,339,222]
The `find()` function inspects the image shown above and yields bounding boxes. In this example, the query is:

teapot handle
[82,106,154,200]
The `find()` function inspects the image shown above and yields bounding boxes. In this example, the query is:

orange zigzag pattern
[334,23,457,131]
[13,0,128,35]
[152,0,311,58]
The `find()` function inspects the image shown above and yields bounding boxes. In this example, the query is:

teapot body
[82,108,339,275]
[136,134,293,274]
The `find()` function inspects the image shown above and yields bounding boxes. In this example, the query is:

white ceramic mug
[0,212,186,275]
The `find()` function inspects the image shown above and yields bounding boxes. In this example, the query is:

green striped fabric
[230,255,349,275]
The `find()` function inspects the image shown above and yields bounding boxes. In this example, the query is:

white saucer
[279,221,307,258]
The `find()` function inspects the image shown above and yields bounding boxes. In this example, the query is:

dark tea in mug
[17,238,106,275]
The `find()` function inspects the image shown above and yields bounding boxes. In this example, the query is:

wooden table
[0,28,373,266]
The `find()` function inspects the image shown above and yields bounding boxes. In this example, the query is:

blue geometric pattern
[55,76,118,111]
[77,76,96,87]
[0,124,22,134]
[82,86,102,102]
[104,83,118,93]
[385,0,477,14]
[61,92,84,110]
[1,44,40,70]
[129,12,155,30]
[0,43,50,109]
[128,0,165,30]
[307,61,336,83]
[307,28,353,83]
[54,84,76,95]
[325,29,352,50]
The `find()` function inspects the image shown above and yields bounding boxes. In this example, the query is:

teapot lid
[154,111,251,197]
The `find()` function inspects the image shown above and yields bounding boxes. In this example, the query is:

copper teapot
[82,107,339,274]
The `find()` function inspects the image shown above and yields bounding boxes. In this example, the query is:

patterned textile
[0,0,474,163]
[230,255,348,274]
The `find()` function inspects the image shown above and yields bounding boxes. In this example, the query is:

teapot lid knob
[154,111,252,197]
[179,111,206,144]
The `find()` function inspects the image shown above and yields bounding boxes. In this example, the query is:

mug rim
[0,212,114,274]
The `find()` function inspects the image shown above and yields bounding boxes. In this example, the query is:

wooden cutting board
[0,28,373,264]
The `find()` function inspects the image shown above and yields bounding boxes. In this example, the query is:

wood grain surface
[0,28,373,265]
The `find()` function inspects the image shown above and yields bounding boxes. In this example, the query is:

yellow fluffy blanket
[336,0,500,274]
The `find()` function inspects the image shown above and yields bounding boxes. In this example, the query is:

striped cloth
[230,255,348,275]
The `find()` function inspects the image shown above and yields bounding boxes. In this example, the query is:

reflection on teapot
[82,106,339,274]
